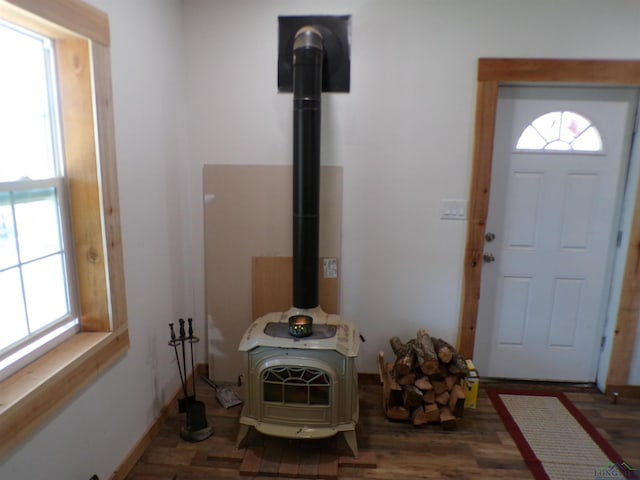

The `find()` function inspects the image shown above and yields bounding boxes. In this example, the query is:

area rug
[487,388,636,480]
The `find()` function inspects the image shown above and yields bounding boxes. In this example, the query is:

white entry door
[474,86,638,382]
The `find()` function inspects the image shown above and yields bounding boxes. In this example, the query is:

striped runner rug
[487,389,637,480]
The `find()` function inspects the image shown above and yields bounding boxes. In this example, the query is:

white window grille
[0,21,79,380]
[516,111,603,152]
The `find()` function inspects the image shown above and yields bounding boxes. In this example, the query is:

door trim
[458,59,640,388]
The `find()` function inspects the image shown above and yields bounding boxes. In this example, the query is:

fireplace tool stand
[168,318,212,442]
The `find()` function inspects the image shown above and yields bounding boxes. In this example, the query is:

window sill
[0,327,129,457]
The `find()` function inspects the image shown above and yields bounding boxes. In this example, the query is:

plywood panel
[252,256,293,320]
[204,165,342,382]
[252,256,339,320]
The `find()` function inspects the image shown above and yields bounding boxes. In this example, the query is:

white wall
[182,0,640,378]
[2,1,640,479]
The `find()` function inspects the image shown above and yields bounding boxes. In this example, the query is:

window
[0,0,128,457]
[263,366,331,405]
[0,21,80,380]
[516,111,603,152]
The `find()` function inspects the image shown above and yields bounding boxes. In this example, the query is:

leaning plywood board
[204,165,342,383]
[252,256,339,320]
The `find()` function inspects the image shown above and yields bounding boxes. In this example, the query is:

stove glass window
[263,366,330,405]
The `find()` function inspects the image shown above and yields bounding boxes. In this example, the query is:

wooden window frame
[0,0,128,456]
[458,59,640,390]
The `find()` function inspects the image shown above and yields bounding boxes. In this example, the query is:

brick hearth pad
[232,434,376,478]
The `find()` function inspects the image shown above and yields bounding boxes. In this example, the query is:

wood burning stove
[237,307,360,456]
[236,21,359,456]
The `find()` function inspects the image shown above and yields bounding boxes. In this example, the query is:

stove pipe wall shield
[292,26,324,309]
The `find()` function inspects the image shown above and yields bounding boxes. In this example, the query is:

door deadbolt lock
[485,232,496,242]
[483,253,495,263]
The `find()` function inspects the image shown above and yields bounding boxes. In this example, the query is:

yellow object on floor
[464,359,479,409]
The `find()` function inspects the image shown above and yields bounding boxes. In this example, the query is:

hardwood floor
[124,377,640,479]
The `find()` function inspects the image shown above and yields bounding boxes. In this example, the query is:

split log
[433,363,450,380]
[445,375,459,391]
[448,353,470,377]
[422,390,435,404]
[439,407,457,430]
[396,373,416,385]
[402,385,424,409]
[432,337,454,364]
[424,403,441,423]
[414,329,440,375]
[435,391,450,406]
[414,376,433,391]
[449,384,466,418]
[431,380,448,396]
[412,406,428,426]
[386,406,410,420]
[390,337,416,376]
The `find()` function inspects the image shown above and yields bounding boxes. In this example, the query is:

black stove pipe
[292,26,323,309]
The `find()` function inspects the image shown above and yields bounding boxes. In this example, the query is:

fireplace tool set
[168,318,212,442]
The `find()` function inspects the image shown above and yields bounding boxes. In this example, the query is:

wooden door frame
[458,59,640,389]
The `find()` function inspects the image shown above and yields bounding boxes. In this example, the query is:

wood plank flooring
[125,377,640,479]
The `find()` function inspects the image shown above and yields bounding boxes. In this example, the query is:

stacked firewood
[378,328,470,429]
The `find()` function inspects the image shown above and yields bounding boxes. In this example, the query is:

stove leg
[343,430,358,458]
[236,424,251,449]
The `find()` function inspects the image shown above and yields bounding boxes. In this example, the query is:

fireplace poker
[168,323,186,394]
[188,318,197,398]
[178,318,189,399]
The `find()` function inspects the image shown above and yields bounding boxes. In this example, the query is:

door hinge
[600,335,607,351]
[617,230,623,248]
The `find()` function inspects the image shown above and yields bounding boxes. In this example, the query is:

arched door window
[516,111,603,151]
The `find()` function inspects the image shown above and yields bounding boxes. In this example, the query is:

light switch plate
[440,199,467,220]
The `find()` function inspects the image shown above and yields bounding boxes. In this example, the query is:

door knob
[485,232,496,242]
[483,253,495,263]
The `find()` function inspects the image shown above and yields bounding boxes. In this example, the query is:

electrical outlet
[323,258,338,278]
[440,199,467,220]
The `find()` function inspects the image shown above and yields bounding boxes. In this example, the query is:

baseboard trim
[604,384,640,399]
[109,363,208,480]
[358,372,381,385]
